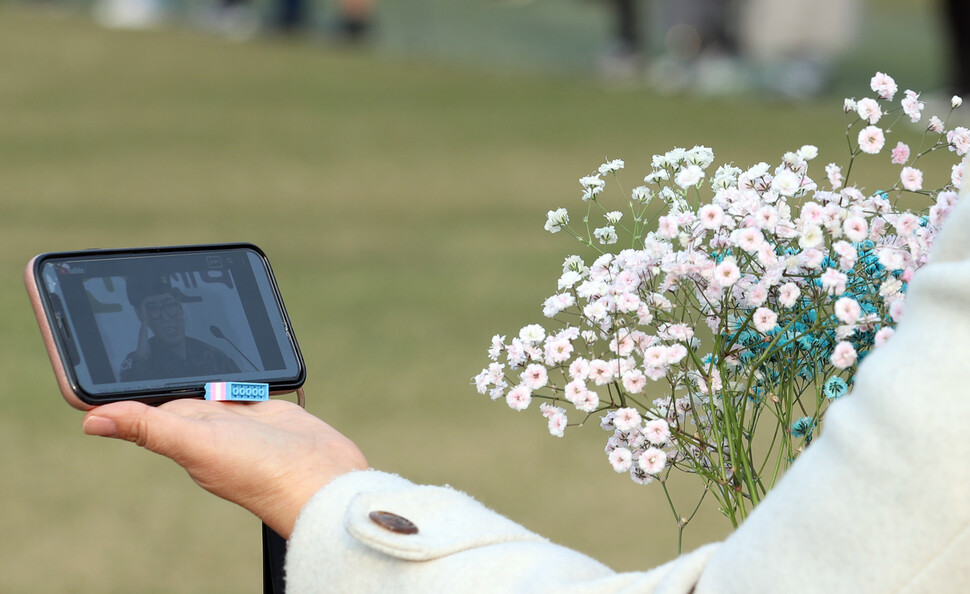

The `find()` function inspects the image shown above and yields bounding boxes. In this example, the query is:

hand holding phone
[81,398,367,539]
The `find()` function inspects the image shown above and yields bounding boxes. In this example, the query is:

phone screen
[33,245,304,402]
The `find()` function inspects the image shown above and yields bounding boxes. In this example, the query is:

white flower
[579,174,606,200]
[798,225,824,249]
[797,145,819,160]
[519,324,546,344]
[675,164,705,188]
[598,158,625,175]
[544,208,569,233]
[594,226,618,245]
[605,211,623,224]
[771,169,801,197]
[953,95,964,108]
[929,116,945,133]
[631,186,652,203]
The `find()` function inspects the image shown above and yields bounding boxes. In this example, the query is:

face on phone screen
[32,246,304,403]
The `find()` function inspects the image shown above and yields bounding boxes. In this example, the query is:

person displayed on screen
[120,275,240,382]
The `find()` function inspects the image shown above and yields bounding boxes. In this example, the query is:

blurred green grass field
[0,1,953,591]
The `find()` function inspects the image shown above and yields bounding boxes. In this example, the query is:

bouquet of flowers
[473,73,967,547]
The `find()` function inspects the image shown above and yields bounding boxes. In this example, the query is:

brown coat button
[369,511,419,535]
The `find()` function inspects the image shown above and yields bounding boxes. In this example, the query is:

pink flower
[856,97,883,124]
[733,227,764,253]
[953,163,964,188]
[575,389,599,413]
[588,359,615,386]
[543,338,573,364]
[520,363,549,390]
[947,127,970,155]
[698,204,726,230]
[666,343,688,365]
[547,412,568,437]
[642,345,669,368]
[621,369,647,394]
[505,385,532,411]
[745,283,769,307]
[637,447,668,474]
[614,407,642,432]
[901,90,923,123]
[777,282,801,308]
[843,216,868,243]
[644,419,671,445]
[568,357,590,381]
[713,258,741,288]
[820,268,848,295]
[752,307,778,333]
[609,448,633,472]
[830,341,858,369]
[900,166,923,192]
[870,72,898,100]
[858,125,886,154]
[826,163,843,188]
[755,205,779,230]
[929,116,944,133]
[657,215,679,239]
[874,327,895,347]
[891,142,910,165]
[834,297,862,324]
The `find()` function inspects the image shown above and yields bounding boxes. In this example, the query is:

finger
[82,401,199,458]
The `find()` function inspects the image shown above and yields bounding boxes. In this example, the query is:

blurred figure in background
[738,0,860,98]
[943,0,970,98]
[599,0,860,98]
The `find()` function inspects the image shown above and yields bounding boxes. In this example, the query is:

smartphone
[25,243,306,410]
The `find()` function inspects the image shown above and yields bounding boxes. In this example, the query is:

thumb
[82,401,186,457]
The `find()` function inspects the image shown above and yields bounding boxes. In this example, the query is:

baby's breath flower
[594,226,618,245]
[605,211,623,224]
[478,72,955,531]
[631,185,652,203]
[598,158,625,175]
[544,208,569,233]
[579,174,605,200]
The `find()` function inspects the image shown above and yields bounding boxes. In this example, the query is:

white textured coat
[286,186,970,593]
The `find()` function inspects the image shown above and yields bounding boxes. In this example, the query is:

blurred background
[0,0,958,591]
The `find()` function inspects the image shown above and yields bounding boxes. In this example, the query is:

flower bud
[953,95,963,108]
